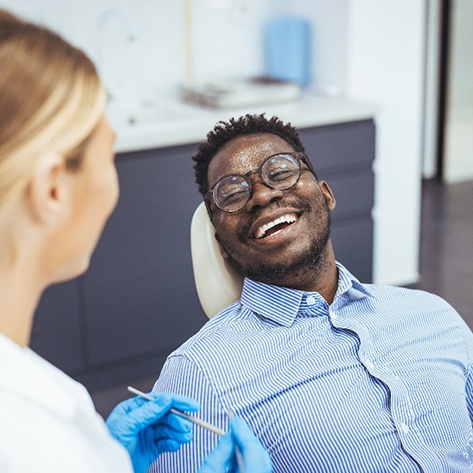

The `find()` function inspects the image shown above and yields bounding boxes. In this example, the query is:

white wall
[346,0,426,285]
[0,0,269,101]
[444,0,473,183]
[1,1,349,102]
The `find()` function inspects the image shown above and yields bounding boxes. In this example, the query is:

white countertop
[110,93,379,154]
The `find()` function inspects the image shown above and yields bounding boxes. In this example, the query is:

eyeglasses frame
[204,151,317,215]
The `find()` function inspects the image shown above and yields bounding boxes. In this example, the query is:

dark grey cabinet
[30,118,375,390]
[80,144,206,388]
[30,279,84,373]
[299,119,375,282]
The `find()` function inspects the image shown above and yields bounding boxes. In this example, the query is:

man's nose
[245,176,283,211]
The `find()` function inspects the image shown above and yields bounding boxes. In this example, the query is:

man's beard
[224,201,332,287]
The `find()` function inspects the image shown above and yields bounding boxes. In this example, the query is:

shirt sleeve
[458,315,473,423]
[149,354,229,473]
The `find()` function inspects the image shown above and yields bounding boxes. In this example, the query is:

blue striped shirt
[151,262,473,472]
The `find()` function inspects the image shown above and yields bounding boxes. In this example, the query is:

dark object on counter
[180,76,301,109]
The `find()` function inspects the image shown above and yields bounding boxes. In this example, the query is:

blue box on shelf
[265,17,311,88]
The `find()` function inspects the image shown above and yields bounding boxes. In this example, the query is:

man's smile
[251,212,299,239]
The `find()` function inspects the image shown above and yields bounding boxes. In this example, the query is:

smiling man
[152,114,473,473]
[206,131,336,300]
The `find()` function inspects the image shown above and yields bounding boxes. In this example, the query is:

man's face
[207,133,336,287]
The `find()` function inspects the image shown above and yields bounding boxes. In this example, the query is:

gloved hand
[106,392,200,473]
[198,416,272,473]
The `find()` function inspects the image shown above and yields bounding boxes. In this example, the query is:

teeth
[254,213,297,239]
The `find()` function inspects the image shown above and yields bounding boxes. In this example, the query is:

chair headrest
[190,202,244,319]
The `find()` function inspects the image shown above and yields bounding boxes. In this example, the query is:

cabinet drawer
[326,169,374,222]
[299,120,375,174]
[331,216,373,283]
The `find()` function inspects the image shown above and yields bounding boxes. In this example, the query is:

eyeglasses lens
[214,175,250,213]
[262,154,300,189]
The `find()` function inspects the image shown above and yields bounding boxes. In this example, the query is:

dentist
[0,9,271,473]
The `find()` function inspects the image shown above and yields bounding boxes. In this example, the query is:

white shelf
[111,93,378,153]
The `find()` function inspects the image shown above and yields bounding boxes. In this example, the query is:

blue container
[265,17,311,87]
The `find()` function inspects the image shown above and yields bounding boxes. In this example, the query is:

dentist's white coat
[0,334,132,472]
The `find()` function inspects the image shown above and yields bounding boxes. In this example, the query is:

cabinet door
[298,120,375,174]
[30,279,84,373]
[332,217,374,283]
[300,120,375,282]
[327,168,374,223]
[82,145,207,367]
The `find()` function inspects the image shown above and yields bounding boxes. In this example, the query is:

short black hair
[192,113,308,196]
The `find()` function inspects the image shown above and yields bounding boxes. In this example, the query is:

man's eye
[269,169,296,181]
[221,187,248,204]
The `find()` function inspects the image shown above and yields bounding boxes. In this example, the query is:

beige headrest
[190,202,244,319]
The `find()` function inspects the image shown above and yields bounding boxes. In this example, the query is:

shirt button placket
[400,422,410,434]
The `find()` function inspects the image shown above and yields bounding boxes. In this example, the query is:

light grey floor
[90,178,473,418]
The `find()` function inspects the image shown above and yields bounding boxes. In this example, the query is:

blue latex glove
[106,392,200,473]
[198,416,272,473]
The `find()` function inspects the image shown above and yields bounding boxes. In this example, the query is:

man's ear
[25,151,70,225]
[319,180,336,211]
[214,232,230,260]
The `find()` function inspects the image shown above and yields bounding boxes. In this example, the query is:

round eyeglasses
[205,152,310,213]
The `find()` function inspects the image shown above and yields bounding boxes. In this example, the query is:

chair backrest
[190,202,244,318]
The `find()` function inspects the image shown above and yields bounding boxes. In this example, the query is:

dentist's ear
[25,151,71,226]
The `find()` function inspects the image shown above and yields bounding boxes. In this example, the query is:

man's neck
[269,256,339,304]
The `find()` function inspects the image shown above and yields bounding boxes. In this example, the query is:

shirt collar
[240,261,374,326]
[334,261,374,301]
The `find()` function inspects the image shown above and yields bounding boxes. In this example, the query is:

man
[152,114,473,472]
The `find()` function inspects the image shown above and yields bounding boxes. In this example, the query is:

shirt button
[400,422,409,434]
[306,295,316,305]
[364,360,374,370]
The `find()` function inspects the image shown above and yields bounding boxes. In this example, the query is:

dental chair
[190,202,244,318]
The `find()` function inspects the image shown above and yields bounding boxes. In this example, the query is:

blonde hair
[0,9,106,214]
